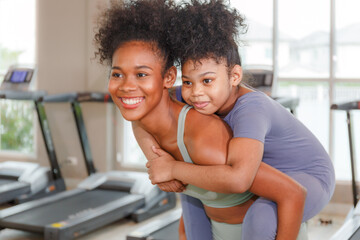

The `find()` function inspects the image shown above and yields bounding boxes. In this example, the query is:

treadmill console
[1,67,35,92]
[243,69,273,95]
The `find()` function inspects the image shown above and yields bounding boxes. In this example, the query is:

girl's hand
[146,146,177,184]
[157,180,187,192]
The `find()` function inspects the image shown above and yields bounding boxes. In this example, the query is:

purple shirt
[176,86,335,191]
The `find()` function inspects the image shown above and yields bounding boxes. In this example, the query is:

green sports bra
[179,104,254,208]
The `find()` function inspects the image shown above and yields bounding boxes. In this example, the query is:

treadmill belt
[151,220,179,240]
[350,225,360,240]
[3,189,129,228]
[0,179,17,185]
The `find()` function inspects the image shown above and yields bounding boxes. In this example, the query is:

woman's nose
[118,77,137,92]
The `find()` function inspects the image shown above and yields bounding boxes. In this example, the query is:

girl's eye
[183,81,192,86]
[137,73,147,77]
[203,79,212,84]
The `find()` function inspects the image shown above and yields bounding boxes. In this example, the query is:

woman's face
[108,41,166,121]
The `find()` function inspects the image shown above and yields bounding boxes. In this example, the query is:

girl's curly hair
[94,0,176,72]
[170,0,247,67]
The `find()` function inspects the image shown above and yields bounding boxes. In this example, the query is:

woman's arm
[132,122,186,192]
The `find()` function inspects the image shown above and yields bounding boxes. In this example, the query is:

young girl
[94,0,307,239]
[144,0,335,239]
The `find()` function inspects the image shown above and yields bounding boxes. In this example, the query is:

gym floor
[0,201,351,240]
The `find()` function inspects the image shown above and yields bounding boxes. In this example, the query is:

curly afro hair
[94,0,176,72]
[169,0,247,67]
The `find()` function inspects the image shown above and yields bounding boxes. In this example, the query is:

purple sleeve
[226,100,271,143]
[175,85,185,103]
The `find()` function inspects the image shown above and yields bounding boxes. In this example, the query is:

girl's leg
[242,172,334,240]
[242,197,278,240]
[290,172,334,221]
[180,194,212,240]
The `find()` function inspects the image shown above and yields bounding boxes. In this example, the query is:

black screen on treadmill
[251,74,266,87]
[10,70,28,83]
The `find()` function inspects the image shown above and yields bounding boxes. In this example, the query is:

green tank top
[178,105,254,208]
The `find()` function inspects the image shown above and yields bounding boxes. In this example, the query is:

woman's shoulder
[184,108,231,165]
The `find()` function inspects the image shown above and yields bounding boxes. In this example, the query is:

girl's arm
[132,122,186,192]
[147,113,306,240]
[147,137,262,193]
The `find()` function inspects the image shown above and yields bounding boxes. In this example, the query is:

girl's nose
[192,84,204,96]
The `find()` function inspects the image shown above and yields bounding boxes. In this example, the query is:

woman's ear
[163,66,177,89]
[230,65,243,86]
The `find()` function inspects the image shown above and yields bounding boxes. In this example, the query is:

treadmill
[127,208,181,240]
[0,92,176,240]
[244,69,300,115]
[330,100,360,240]
[0,67,66,205]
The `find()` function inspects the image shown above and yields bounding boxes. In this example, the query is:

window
[278,0,330,78]
[0,0,36,154]
[335,0,360,78]
[232,0,273,68]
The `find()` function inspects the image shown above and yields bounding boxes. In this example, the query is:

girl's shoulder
[231,91,272,114]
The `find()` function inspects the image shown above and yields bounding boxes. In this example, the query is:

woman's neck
[137,92,182,144]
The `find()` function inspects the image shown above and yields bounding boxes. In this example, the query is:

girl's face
[181,58,242,116]
[108,41,170,121]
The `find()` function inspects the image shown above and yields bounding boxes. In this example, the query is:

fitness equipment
[244,69,299,115]
[0,92,176,240]
[127,208,181,240]
[330,100,360,240]
[0,67,66,204]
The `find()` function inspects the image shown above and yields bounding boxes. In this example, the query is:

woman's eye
[183,81,192,86]
[203,79,212,84]
[112,72,123,78]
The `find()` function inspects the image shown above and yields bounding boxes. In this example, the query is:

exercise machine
[244,69,300,115]
[0,92,176,240]
[0,67,66,204]
[330,100,360,240]
[127,208,181,240]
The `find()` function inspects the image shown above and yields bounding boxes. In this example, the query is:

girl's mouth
[192,101,209,109]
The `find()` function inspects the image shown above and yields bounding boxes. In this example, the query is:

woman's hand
[157,180,187,192]
[146,146,178,184]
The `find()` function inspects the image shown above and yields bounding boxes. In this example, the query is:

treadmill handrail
[0,90,46,100]
[42,91,114,176]
[43,92,113,103]
[331,101,360,110]
[35,100,63,181]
